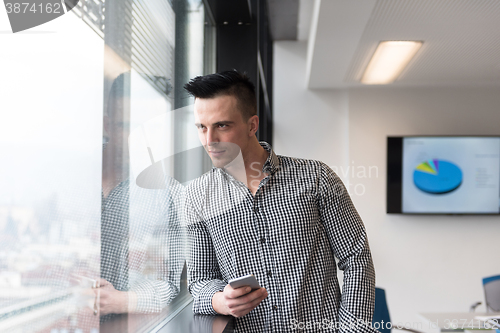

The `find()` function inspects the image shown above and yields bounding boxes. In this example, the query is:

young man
[184,71,377,332]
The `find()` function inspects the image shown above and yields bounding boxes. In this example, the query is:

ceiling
[266,0,314,41]
[296,0,500,88]
[267,0,299,40]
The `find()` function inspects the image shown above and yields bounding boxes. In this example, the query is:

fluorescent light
[361,41,423,84]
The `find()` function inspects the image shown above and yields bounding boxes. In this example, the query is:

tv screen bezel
[386,135,500,215]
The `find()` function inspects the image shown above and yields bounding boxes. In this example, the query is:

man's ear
[248,115,259,136]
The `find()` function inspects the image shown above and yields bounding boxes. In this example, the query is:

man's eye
[218,124,227,128]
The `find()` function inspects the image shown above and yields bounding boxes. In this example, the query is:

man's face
[194,95,251,168]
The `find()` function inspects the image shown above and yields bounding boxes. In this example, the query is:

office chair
[373,287,424,333]
[483,275,500,312]
[470,274,500,312]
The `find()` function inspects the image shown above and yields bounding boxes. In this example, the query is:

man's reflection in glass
[99,72,185,321]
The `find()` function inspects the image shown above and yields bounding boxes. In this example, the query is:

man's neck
[242,138,269,175]
[225,138,269,192]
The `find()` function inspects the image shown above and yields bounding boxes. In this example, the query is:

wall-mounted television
[387,136,500,214]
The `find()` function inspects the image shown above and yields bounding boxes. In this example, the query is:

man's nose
[206,128,218,146]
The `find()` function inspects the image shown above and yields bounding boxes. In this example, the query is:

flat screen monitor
[387,136,500,214]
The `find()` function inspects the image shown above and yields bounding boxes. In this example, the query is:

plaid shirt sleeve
[318,163,377,332]
[185,180,227,315]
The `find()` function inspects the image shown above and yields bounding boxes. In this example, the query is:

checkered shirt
[185,142,378,332]
[101,176,186,315]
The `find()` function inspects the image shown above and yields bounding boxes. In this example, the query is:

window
[0,0,214,331]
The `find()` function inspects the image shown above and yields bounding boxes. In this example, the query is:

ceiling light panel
[361,41,423,84]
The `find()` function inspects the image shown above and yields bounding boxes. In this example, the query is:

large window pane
[0,12,103,333]
[0,0,214,331]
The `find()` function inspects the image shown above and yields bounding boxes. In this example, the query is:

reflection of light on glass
[130,69,172,128]
[0,12,103,206]
[142,114,173,162]
[188,0,205,79]
[143,0,175,49]
[180,104,201,150]
[129,112,174,179]
[129,105,203,180]
[129,128,152,179]
[0,10,101,333]
[130,68,173,179]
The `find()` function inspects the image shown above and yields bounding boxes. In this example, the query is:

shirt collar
[216,141,280,179]
[260,141,280,175]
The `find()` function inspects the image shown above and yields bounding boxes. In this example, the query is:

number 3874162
[5,2,63,14]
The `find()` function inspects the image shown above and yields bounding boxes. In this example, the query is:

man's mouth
[209,150,226,156]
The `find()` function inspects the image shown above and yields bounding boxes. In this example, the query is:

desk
[419,312,500,332]
[155,301,233,333]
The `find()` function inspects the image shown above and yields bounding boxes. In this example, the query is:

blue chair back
[373,287,391,333]
[483,275,500,312]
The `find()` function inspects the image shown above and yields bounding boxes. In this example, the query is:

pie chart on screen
[413,159,463,194]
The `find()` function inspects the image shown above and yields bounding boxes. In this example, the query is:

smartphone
[228,274,261,290]
[72,273,98,289]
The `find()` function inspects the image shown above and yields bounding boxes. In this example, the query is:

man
[184,70,377,332]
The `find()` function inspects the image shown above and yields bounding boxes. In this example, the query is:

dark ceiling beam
[205,0,252,24]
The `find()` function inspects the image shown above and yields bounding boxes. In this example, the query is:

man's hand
[95,278,137,315]
[212,284,268,318]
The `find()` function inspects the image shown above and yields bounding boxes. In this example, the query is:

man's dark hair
[184,70,257,121]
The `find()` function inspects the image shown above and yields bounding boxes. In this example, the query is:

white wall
[273,41,349,171]
[274,41,500,332]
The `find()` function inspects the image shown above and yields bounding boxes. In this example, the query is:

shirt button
[260,237,266,244]
[272,305,278,311]
[267,270,272,277]
[254,206,259,213]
